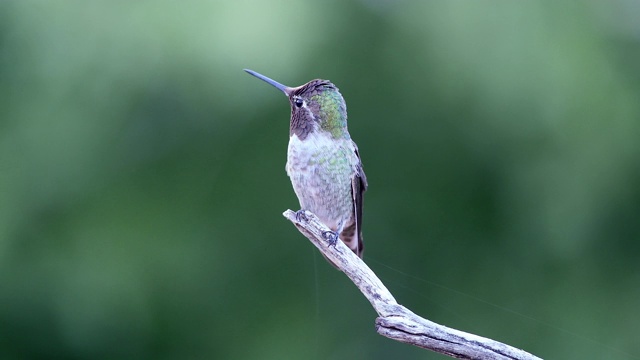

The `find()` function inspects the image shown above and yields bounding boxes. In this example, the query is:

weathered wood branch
[283,209,542,360]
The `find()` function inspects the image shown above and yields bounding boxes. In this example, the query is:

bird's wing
[351,141,367,257]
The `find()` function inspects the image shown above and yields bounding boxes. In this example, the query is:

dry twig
[283,209,542,360]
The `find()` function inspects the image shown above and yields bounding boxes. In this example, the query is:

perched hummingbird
[244,69,368,262]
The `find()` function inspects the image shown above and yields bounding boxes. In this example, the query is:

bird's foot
[295,209,309,222]
[322,231,339,248]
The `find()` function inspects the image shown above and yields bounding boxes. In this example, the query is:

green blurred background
[1,1,639,359]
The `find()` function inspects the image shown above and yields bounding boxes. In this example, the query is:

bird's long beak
[244,69,292,96]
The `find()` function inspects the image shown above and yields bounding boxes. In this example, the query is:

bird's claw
[295,210,309,222]
[322,231,339,248]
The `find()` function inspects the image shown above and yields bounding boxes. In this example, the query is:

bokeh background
[1,1,639,359]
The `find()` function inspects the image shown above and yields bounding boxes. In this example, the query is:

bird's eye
[294,98,304,108]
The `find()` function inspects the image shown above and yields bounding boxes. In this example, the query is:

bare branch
[283,209,542,360]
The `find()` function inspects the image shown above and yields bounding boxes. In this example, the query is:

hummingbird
[244,69,368,263]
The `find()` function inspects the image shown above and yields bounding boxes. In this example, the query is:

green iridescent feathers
[312,89,348,139]
[292,80,349,140]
